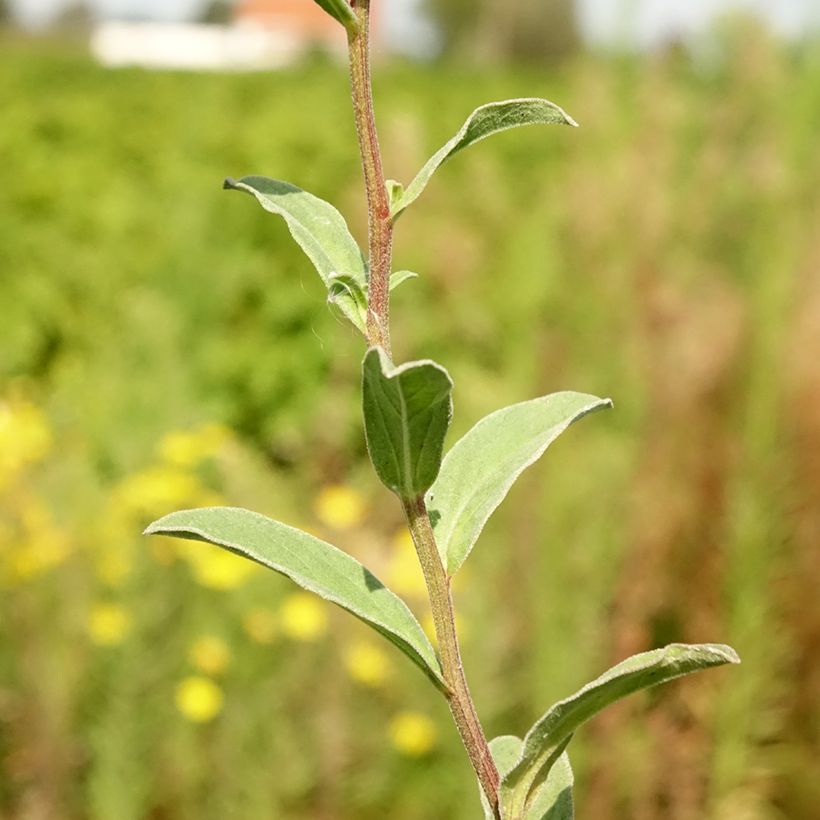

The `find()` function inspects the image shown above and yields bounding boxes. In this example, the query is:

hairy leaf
[482,737,574,820]
[225,176,367,332]
[427,392,612,575]
[144,507,446,691]
[390,98,578,218]
[501,644,740,815]
[311,0,358,33]
[362,347,453,498]
[390,270,419,290]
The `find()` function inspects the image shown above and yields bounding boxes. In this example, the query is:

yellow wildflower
[313,484,366,530]
[114,465,204,520]
[343,639,392,688]
[189,635,231,676]
[157,423,230,468]
[389,711,437,757]
[0,398,52,489]
[3,497,71,584]
[175,676,223,723]
[279,592,328,642]
[88,603,131,647]
[243,607,278,644]
[385,529,427,598]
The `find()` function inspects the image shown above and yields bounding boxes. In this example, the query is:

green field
[1,29,819,819]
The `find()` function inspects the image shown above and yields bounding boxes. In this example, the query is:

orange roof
[236,1,380,42]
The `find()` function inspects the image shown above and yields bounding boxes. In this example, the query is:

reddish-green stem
[348,0,393,355]
[346,4,501,816]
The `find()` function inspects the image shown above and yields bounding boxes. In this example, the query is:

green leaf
[311,0,358,33]
[482,737,574,820]
[144,507,447,692]
[389,270,418,291]
[224,176,367,332]
[362,347,453,498]
[427,392,612,575]
[327,273,368,331]
[501,644,740,816]
[390,98,578,218]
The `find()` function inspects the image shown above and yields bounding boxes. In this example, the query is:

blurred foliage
[1,26,820,819]
[424,0,580,63]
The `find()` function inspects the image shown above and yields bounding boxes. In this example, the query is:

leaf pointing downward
[225,176,367,333]
[427,392,612,575]
[390,98,578,218]
[500,644,740,817]
[362,348,453,498]
[144,507,447,692]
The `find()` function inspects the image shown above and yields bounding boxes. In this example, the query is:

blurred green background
[2,10,820,820]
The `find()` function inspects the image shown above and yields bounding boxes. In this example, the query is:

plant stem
[347,6,500,815]
[403,495,501,818]
[348,0,393,356]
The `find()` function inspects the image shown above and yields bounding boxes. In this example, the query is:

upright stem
[348,0,393,356]
[346,4,501,816]
[403,496,501,817]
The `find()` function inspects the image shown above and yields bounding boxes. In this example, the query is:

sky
[8,0,820,47]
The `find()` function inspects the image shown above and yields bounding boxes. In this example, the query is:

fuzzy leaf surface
[225,176,366,331]
[144,507,446,691]
[482,737,574,820]
[427,392,612,575]
[311,0,358,32]
[362,347,452,498]
[390,98,577,218]
[502,644,740,816]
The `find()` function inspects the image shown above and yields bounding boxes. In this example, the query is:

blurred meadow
[2,18,820,820]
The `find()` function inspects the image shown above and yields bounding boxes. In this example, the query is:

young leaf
[327,273,368,332]
[362,347,453,498]
[501,644,740,816]
[482,737,574,820]
[144,507,447,692]
[390,98,578,218]
[224,176,367,332]
[389,270,419,291]
[311,0,359,33]
[427,392,612,575]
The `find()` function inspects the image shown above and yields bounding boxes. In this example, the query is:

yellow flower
[243,607,278,644]
[88,603,131,647]
[343,640,392,688]
[179,541,259,590]
[189,635,231,676]
[157,423,230,468]
[313,484,366,530]
[114,465,205,520]
[175,676,223,723]
[389,711,437,757]
[279,592,328,642]
[0,398,52,489]
[385,529,427,598]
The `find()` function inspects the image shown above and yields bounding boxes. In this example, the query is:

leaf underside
[362,347,453,498]
[144,507,446,691]
[501,643,740,816]
[427,392,612,575]
[391,98,578,218]
[225,176,367,332]
[483,736,574,820]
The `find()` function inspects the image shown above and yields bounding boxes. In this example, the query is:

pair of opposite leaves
[147,98,739,817]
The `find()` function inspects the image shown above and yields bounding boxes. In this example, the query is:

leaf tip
[223,177,239,191]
